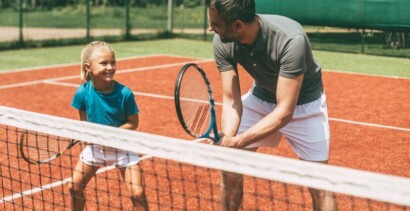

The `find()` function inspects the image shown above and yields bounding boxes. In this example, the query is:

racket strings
[21,131,71,162]
[191,104,210,135]
[182,103,210,136]
[179,67,212,136]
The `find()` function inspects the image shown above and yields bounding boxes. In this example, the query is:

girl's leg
[68,161,99,211]
[120,164,149,211]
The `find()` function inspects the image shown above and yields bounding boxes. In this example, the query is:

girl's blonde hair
[80,41,115,82]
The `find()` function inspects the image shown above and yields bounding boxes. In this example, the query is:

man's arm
[222,74,303,148]
[219,69,243,142]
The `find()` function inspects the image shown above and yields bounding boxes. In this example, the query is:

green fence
[0,0,208,48]
[256,0,410,49]
[256,0,410,32]
[1,0,409,57]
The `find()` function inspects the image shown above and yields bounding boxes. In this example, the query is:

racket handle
[212,125,220,142]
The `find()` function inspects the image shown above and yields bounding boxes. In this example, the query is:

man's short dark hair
[206,0,256,23]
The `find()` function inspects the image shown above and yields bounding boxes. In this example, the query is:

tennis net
[0,106,409,210]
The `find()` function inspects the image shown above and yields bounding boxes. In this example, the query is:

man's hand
[208,133,242,148]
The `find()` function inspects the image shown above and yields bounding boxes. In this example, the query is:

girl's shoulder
[79,81,92,89]
[114,81,133,94]
[74,81,92,94]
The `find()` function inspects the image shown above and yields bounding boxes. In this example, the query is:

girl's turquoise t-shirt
[71,81,139,127]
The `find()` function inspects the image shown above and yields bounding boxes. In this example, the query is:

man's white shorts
[80,144,140,168]
[239,92,330,161]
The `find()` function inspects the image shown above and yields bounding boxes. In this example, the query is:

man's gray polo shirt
[213,14,323,105]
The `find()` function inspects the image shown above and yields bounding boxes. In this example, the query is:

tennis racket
[19,130,80,164]
[174,63,220,142]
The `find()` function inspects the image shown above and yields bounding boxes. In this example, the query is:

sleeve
[279,33,308,78]
[213,35,237,72]
[124,88,139,116]
[71,85,86,111]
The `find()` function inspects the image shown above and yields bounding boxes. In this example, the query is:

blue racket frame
[174,63,220,142]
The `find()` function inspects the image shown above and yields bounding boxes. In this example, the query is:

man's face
[208,8,236,43]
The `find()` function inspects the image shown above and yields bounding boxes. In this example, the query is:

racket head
[19,130,78,164]
[174,63,218,140]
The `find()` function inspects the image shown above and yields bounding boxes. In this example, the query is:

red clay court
[0,55,409,210]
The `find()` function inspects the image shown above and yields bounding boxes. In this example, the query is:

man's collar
[253,15,268,52]
[235,15,267,52]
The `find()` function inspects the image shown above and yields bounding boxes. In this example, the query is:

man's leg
[283,94,337,210]
[305,160,338,211]
[219,171,244,211]
[219,147,258,211]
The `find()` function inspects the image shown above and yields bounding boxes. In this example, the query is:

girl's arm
[79,110,87,121]
[119,114,139,130]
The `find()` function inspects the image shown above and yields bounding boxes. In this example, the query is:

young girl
[69,41,149,210]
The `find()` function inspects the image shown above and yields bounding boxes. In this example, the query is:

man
[206,0,338,210]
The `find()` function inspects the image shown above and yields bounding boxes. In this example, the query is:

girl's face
[86,48,116,84]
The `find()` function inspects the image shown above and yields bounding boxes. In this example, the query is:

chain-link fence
[1,0,409,57]
[0,0,209,47]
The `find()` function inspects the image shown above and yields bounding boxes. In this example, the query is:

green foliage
[0,30,175,51]
[0,4,201,29]
[183,0,201,8]
[0,8,19,26]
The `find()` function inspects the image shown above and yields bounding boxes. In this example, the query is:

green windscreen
[255,0,410,32]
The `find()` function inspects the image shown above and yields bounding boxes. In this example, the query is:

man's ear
[231,20,243,32]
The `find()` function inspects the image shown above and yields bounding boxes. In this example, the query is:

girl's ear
[84,63,92,80]
[84,63,91,72]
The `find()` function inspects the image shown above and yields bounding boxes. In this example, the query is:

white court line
[0,160,124,203]
[0,81,44,89]
[18,60,409,133]
[0,165,115,203]
[0,54,205,73]
[325,69,410,80]
[1,52,409,81]
[43,80,410,132]
[0,59,213,90]
[0,177,74,203]
[329,118,409,132]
